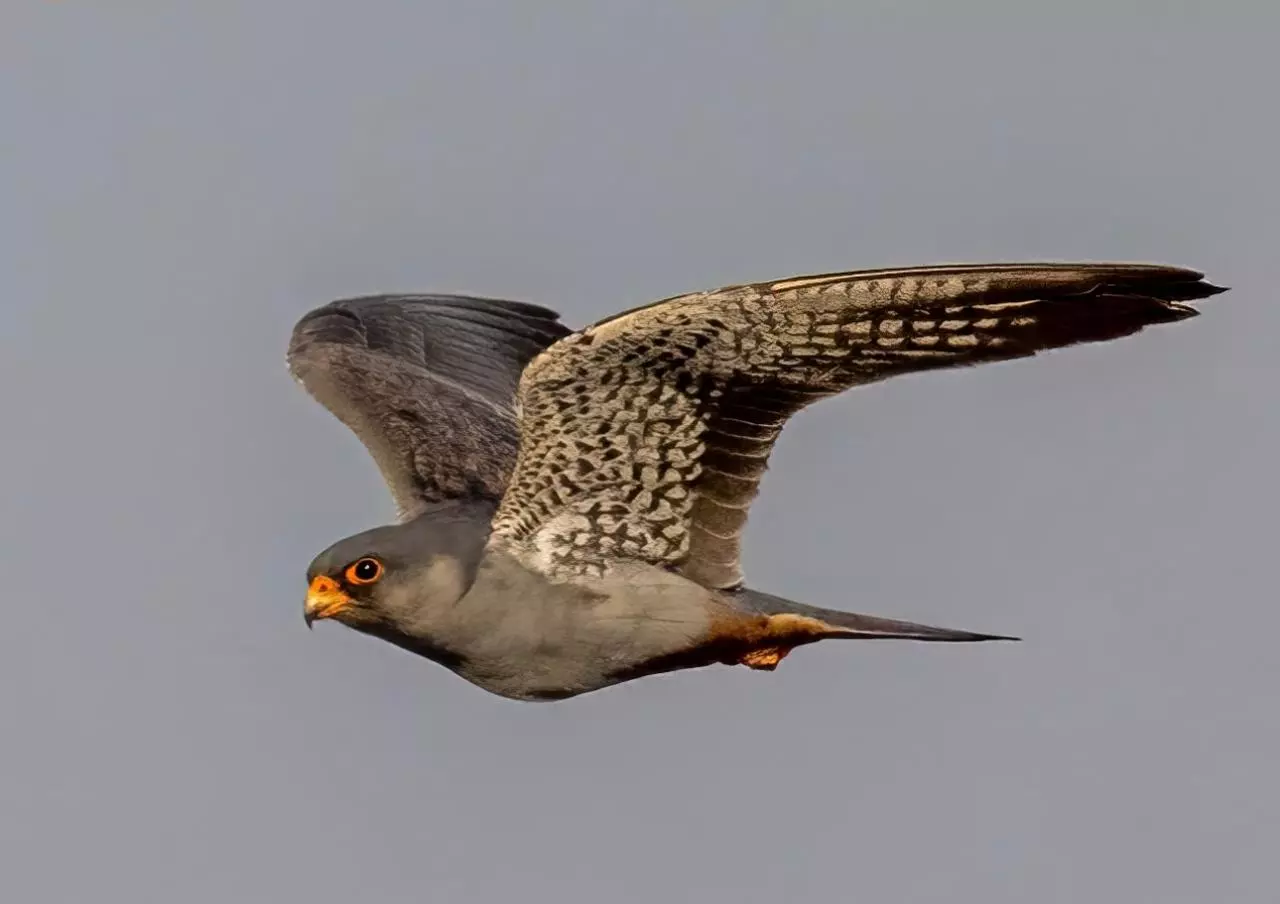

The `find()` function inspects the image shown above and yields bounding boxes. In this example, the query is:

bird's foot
[739,646,791,670]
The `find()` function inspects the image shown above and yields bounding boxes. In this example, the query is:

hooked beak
[304,575,352,628]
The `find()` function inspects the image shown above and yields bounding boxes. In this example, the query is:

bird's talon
[740,647,789,670]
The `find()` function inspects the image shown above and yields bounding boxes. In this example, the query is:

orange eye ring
[345,557,383,585]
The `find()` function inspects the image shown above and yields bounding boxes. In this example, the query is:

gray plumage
[288,294,570,519]
[288,262,1226,701]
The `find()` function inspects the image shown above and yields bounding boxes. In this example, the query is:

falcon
[288,262,1225,700]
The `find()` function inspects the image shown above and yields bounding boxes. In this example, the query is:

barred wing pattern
[489,263,1223,589]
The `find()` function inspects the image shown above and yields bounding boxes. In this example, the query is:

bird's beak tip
[303,575,350,629]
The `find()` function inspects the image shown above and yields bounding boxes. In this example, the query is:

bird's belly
[448,566,715,701]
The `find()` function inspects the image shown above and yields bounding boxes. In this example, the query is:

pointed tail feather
[739,588,1018,643]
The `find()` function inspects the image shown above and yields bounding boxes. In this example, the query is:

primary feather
[490,263,1226,589]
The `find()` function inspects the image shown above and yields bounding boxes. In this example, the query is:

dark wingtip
[1156,279,1230,302]
[291,305,365,346]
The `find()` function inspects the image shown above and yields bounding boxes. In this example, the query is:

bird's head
[302,505,493,646]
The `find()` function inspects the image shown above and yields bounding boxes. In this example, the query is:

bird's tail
[737,588,1018,643]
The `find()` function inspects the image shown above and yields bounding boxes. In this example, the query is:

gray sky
[3,3,1276,902]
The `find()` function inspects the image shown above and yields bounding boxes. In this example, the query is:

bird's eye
[346,557,383,585]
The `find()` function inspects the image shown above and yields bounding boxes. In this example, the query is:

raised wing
[288,294,571,520]
[490,262,1225,587]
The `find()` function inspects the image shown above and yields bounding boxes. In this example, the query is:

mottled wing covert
[288,294,571,520]
[489,263,1224,588]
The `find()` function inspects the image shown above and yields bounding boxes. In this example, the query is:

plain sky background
[2,3,1277,902]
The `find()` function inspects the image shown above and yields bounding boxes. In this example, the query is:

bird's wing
[489,262,1225,587]
[288,294,572,520]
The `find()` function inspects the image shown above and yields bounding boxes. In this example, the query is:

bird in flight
[288,261,1225,700]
